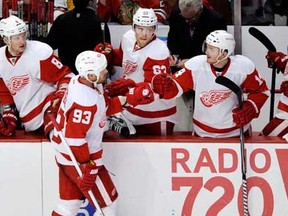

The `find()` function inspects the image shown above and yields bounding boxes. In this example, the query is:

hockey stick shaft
[47,111,105,216]
[249,27,277,121]
[101,23,105,49]
[215,76,248,216]
[270,67,276,121]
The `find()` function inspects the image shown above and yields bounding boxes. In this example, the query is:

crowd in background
[58,0,287,26]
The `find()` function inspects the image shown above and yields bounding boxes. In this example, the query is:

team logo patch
[200,90,231,107]
[7,74,30,96]
[122,60,138,75]
[99,114,107,128]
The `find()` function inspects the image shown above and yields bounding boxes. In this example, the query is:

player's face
[7,32,27,56]
[205,44,221,64]
[97,69,108,83]
[134,25,156,48]
[87,69,108,84]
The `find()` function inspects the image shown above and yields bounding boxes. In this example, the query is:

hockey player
[261,51,288,136]
[151,30,270,138]
[51,51,118,216]
[0,15,73,137]
[95,8,177,136]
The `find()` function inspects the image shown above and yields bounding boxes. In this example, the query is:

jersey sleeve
[112,46,123,66]
[0,77,14,105]
[172,67,194,93]
[40,53,73,89]
[104,92,124,116]
[64,102,97,164]
[242,69,270,115]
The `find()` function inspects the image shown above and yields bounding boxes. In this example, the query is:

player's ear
[3,36,8,44]
[221,50,229,58]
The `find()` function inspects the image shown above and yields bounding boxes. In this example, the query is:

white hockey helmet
[133,8,157,27]
[0,15,27,38]
[205,30,235,57]
[75,51,107,83]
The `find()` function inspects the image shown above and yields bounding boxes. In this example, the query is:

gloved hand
[280,81,288,97]
[105,78,136,97]
[151,73,178,99]
[94,42,113,64]
[266,51,288,72]
[126,82,154,107]
[77,162,99,192]
[51,86,66,114]
[0,110,17,136]
[94,42,113,56]
[232,101,257,127]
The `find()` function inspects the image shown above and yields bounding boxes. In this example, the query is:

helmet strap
[213,50,228,66]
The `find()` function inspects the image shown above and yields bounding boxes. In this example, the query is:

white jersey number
[73,109,92,125]
[51,57,63,69]
[153,65,167,75]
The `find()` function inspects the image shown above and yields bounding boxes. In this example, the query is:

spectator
[167,0,227,68]
[132,0,178,24]
[97,0,122,23]
[262,51,288,136]
[117,0,140,25]
[264,0,288,25]
[240,0,274,25]
[0,15,73,137]
[46,0,111,74]
[206,0,233,24]
[96,8,177,136]
[50,51,118,216]
[152,30,270,138]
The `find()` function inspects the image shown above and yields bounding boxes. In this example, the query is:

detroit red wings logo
[7,74,30,96]
[122,60,138,75]
[99,114,107,128]
[200,90,232,107]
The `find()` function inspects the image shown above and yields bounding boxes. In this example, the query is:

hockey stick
[215,76,249,216]
[101,22,106,49]
[248,27,277,121]
[47,111,105,216]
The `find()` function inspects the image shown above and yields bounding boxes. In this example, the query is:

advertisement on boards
[103,142,288,216]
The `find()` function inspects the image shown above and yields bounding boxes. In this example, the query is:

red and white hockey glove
[51,86,66,114]
[77,162,99,192]
[126,82,154,107]
[151,73,178,99]
[280,81,288,97]
[105,78,136,97]
[94,42,113,63]
[0,109,17,136]
[266,51,288,72]
[232,101,257,127]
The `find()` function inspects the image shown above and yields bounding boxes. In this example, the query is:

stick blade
[248,27,276,52]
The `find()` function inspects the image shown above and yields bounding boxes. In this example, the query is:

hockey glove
[0,110,17,136]
[232,101,257,127]
[105,78,136,97]
[280,81,288,97]
[77,162,99,192]
[151,73,178,99]
[126,82,154,107]
[266,51,288,72]
[94,42,113,64]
